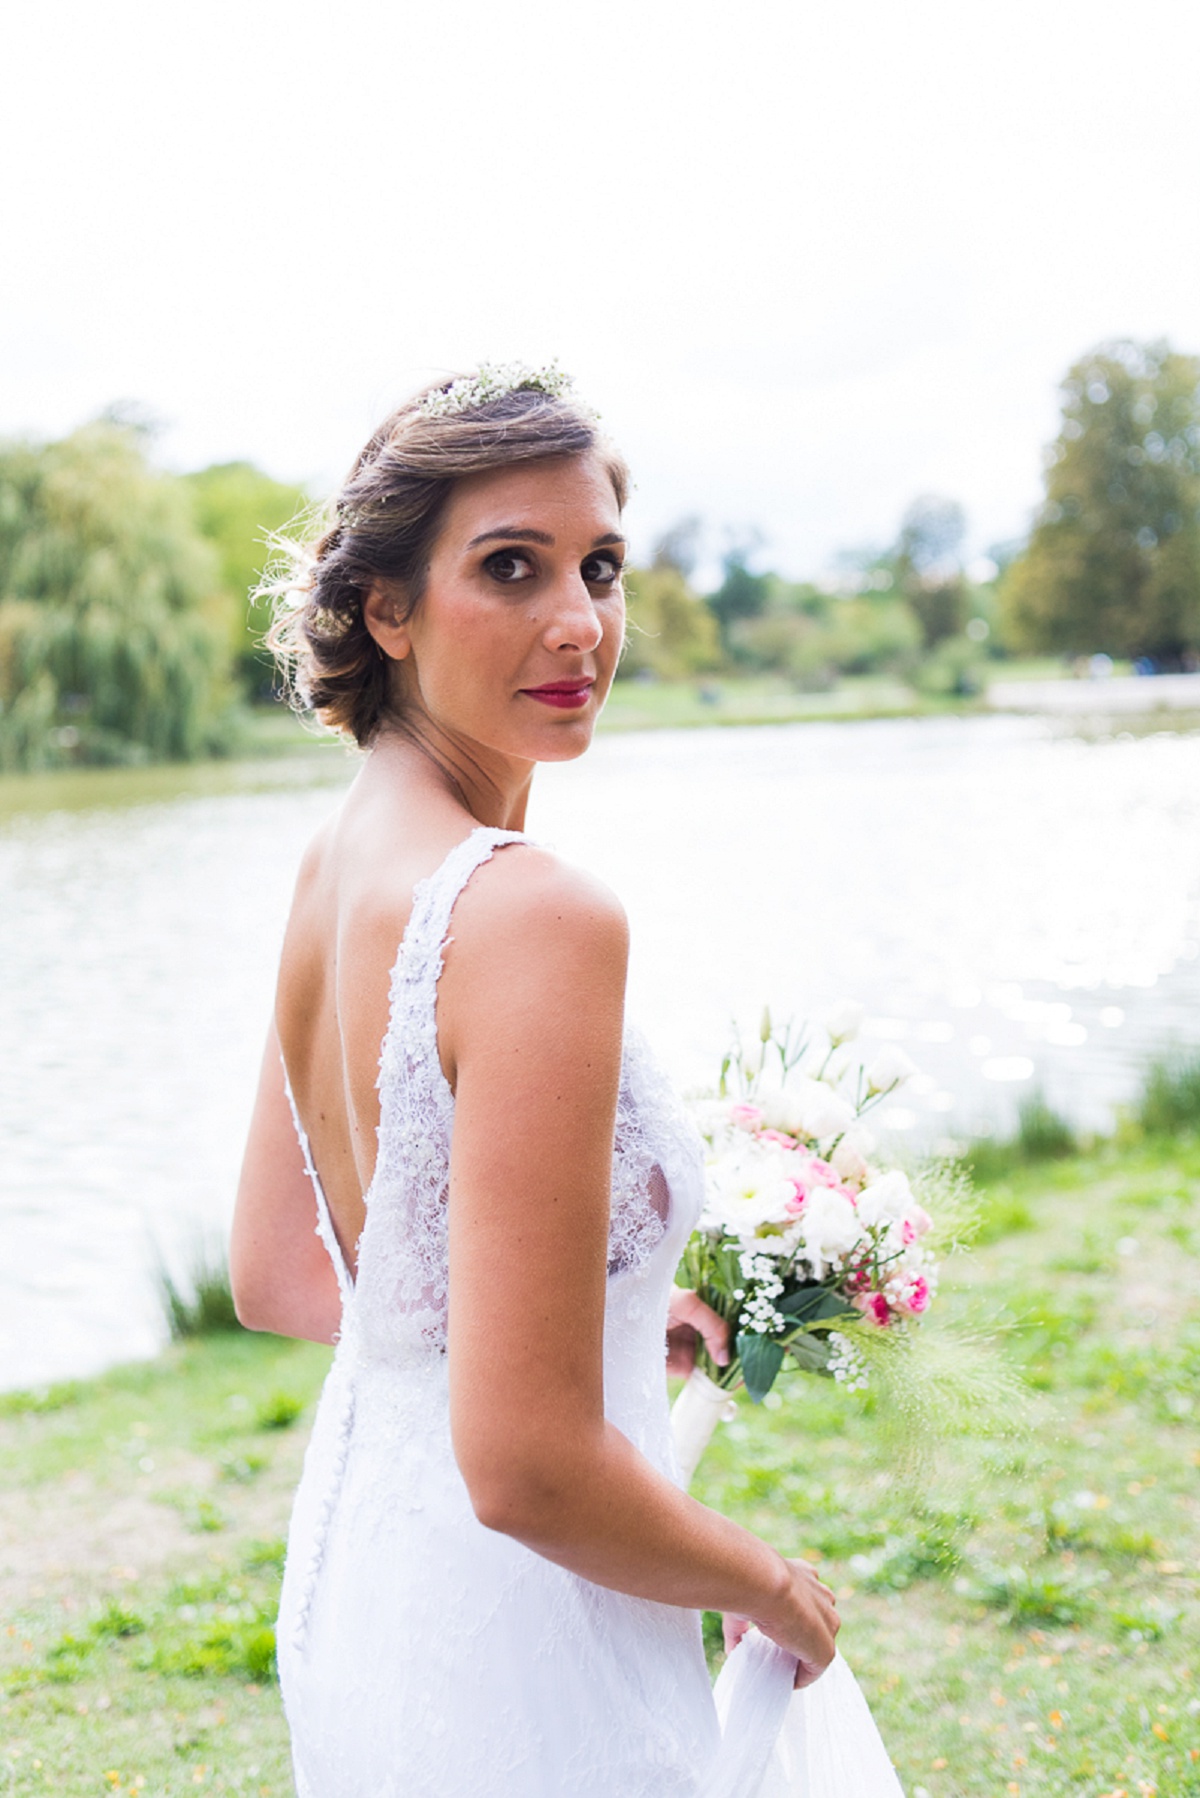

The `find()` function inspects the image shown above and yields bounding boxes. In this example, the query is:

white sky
[3,0,1198,578]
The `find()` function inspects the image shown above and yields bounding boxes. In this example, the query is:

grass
[597,672,980,732]
[3,1137,1199,1795]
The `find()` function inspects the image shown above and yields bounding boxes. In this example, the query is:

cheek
[604,594,627,653]
[413,597,513,691]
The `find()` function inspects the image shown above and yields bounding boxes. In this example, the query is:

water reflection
[2,716,1199,1389]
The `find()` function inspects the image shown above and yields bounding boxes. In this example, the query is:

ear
[362,580,413,661]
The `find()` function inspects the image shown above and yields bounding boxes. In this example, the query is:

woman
[230,366,841,1796]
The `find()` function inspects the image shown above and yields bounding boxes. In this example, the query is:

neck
[370,715,534,832]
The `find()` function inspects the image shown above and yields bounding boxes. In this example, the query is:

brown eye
[483,549,535,583]
[582,553,622,586]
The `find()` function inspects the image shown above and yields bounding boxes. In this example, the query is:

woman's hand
[666,1285,731,1378]
[722,1559,840,1689]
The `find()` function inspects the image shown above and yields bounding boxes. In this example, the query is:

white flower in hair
[416,360,593,421]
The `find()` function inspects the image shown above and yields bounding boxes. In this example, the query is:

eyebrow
[466,527,626,551]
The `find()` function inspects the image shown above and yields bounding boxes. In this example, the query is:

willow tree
[182,460,309,695]
[1002,340,1200,662]
[0,423,232,770]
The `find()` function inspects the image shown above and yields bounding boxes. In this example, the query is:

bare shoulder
[287,813,339,912]
[450,843,629,968]
[439,846,628,1085]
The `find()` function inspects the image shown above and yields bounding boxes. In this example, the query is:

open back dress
[276,826,722,1795]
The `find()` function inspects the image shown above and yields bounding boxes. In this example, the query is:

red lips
[520,679,595,710]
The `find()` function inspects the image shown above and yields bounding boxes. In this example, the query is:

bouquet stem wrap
[672,1368,739,1486]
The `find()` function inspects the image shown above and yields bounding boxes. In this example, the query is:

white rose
[760,1076,855,1144]
[690,1098,735,1144]
[703,1142,798,1234]
[829,1138,869,1185]
[856,1169,916,1228]
[825,998,866,1045]
[866,1046,917,1094]
[795,1185,863,1277]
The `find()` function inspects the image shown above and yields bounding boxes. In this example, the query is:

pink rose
[730,1103,763,1132]
[856,1291,893,1326]
[903,1277,930,1315]
[760,1128,794,1147]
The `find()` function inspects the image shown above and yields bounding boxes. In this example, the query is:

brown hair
[264,378,630,746]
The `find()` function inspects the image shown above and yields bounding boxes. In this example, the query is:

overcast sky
[3,0,1198,578]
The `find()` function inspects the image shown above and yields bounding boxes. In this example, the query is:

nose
[542,572,604,655]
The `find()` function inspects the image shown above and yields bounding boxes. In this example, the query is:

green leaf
[736,1331,786,1402]
[783,1333,834,1374]
[777,1285,856,1325]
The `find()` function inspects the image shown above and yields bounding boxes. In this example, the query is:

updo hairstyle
[265,379,630,747]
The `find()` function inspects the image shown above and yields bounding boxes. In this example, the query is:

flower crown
[415,360,594,422]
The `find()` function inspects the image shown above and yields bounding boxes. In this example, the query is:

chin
[528,720,599,763]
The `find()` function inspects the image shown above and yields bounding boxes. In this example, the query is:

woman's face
[379,452,625,767]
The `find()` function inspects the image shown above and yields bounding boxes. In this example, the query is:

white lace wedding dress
[276,826,904,1796]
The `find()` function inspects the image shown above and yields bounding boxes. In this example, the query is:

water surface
[3,716,1199,1389]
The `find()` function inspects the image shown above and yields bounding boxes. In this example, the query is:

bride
[229,365,891,1795]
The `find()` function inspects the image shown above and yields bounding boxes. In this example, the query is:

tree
[705,541,771,646]
[620,563,722,679]
[893,495,969,648]
[1001,339,1200,662]
[731,584,921,687]
[0,423,232,770]
[182,461,309,694]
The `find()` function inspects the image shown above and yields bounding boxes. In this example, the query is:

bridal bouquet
[673,1003,942,1481]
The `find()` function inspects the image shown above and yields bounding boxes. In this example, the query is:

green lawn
[597,673,975,732]
[3,1138,1198,1796]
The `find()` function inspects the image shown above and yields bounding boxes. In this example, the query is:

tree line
[623,338,1200,694]
[1,336,1197,771]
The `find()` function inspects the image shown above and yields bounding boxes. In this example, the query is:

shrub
[962,1089,1077,1185]
[1013,1090,1077,1160]
[255,1391,304,1430]
[1137,1050,1200,1136]
[157,1242,242,1340]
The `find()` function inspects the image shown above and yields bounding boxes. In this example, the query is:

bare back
[274,764,489,1278]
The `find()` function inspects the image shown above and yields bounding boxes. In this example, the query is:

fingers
[664,1326,697,1378]
[722,1614,752,1654]
[669,1287,731,1366]
[793,1658,826,1690]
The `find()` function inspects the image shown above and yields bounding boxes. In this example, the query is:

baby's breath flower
[827,1331,870,1391]
[416,361,593,421]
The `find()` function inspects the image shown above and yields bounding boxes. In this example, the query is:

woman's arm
[441,850,838,1683]
[229,1021,343,1343]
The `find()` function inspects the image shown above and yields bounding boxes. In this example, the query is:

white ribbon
[671,1366,739,1486]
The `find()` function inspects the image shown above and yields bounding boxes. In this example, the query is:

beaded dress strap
[376,826,531,1097]
[281,1065,356,1301]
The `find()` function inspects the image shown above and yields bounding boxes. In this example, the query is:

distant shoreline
[4,673,1198,823]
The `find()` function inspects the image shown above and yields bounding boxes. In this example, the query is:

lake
[3,713,1199,1391]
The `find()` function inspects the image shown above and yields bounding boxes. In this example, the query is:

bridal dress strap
[705,1641,906,1798]
[281,1066,355,1303]
[381,823,531,1064]
[371,823,530,1228]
